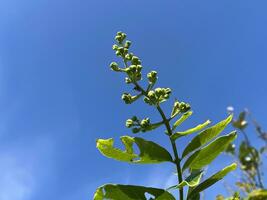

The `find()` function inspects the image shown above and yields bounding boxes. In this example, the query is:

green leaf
[171,120,211,141]
[187,163,237,198]
[94,184,176,200]
[183,131,237,171]
[172,111,193,130]
[175,170,203,189]
[248,189,267,200]
[182,115,233,158]
[96,136,173,164]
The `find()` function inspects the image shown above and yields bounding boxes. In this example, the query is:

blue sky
[0,0,267,199]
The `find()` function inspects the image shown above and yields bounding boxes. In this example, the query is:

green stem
[241,130,264,189]
[122,58,184,199]
[133,81,184,200]
[156,105,184,200]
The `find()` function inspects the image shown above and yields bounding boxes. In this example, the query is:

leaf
[175,170,203,189]
[248,189,267,200]
[187,163,237,198]
[182,115,233,158]
[172,111,193,130]
[96,136,173,164]
[94,184,176,200]
[171,120,211,141]
[182,131,237,171]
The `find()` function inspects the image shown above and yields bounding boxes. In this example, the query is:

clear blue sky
[0,0,267,199]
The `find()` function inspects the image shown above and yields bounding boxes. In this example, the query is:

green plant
[219,108,267,200]
[94,32,237,200]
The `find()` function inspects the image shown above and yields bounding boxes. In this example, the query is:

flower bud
[143,97,151,105]
[115,35,122,43]
[132,128,140,134]
[121,93,132,104]
[121,33,127,41]
[131,56,141,65]
[126,119,134,128]
[110,62,120,71]
[125,77,132,84]
[179,102,191,113]
[117,31,123,36]
[112,44,119,50]
[116,50,121,56]
[125,54,132,60]
[148,90,156,99]
[147,71,158,84]
[125,40,131,49]
[140,118,150,128]
[131,116,138,121]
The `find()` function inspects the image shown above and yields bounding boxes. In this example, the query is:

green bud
[121,93,132,104]
[132,127,140,134]
[143,97,152,105]
[171,100,180,117]
[125,40,131,48]
[115,50,121,56]
[131,116,138,121]
[125,54,132,60]
[155,88,163,96]
[179,102,191,113]
[148,90,156,98]
[126,119,134,128]
[118,47,124,53]
[165,88,171,94]
[140,118,150,128]
[117,31,123,36]
[110,62,120,71]
[125,77,132,84]
[115,35,122,43]
[112,44,119,50]
[121,33,127,41]
[131,56,141,65]
[147,71,158,84]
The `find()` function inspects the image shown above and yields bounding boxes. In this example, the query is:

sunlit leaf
[187,163,237,198]
[171,120,211,141]
[171,170,203,189]
[172,111,193,130]
[183,131,237,171]
[96,136,173,164]
[182,115,233,158]
[94,184,176,200]
[248,189,267,200]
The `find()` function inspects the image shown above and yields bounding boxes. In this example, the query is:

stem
[134,82,184,200]
[122,58,184,199]
[241,130,264,188]
[156,105,184,200]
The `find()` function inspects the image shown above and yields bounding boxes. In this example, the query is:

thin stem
[156,105,184,200]
[122,58,184,199]
[241,130,264,188]
[134,82,184,200]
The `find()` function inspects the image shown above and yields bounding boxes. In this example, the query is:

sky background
[0,0,267,199]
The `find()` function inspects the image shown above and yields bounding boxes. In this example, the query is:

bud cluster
[125,116,152,133]
[143,88,171,105]
[147,71,158,84]
[171,100,191,116]
[121,93,135,104]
